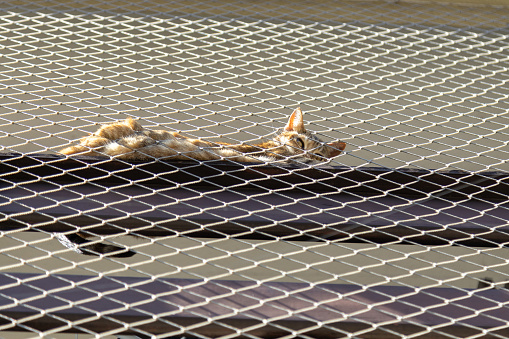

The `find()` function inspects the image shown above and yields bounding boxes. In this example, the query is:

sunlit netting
[0,0,508,338]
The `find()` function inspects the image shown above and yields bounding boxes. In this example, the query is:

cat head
[274,107,346,161]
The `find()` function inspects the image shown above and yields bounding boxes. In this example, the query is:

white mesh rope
[0,0,508,338]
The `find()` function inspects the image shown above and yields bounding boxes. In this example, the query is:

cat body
[57,108,346,257]
[60,107,345,164]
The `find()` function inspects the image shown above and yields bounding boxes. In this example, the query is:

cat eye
[295,137,305,149]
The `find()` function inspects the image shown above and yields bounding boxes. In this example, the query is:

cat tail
[54,233,136,258]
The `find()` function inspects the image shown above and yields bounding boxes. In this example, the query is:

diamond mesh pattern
[0,0,508,338]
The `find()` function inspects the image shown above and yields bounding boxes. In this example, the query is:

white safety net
[0,0,508,338]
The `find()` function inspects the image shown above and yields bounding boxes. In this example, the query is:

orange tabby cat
[60,107,345,164]
[56,108,346,257]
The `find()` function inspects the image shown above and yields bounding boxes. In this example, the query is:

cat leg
[152,139,263,162]
[60,118,143,156]
[144,130,184,140]
[60,135,111,156]
[54,232,136,257]
[102,134,191,160]
[130,138,219,161]
[113,138,247,162]
[99,134,158,159]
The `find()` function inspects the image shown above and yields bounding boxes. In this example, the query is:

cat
[56,107,346,257]
[60,107,345,164]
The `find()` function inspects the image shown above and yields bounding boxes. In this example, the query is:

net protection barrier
[0,0,508,338]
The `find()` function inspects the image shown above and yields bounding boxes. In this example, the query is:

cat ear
[327,141,346,157]
[284,107,306,133]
